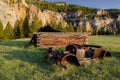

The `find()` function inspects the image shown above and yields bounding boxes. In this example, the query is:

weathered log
[31,32,89,47]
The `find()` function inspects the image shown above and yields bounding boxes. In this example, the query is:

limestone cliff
[0,0,67,28]
[0,0,17,28]
[64,10,120,33]
[0,0,120,33]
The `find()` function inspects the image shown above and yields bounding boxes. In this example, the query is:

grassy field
[0,36,120,80]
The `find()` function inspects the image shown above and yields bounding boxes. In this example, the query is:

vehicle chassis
[44,44,112,68]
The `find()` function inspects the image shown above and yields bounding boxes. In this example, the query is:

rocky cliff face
[28,4,68,27]
[0,0,120,33]
[78,17,114,31]
[64,10,120,33]
[0,0,67,28]
[0,0,17,28]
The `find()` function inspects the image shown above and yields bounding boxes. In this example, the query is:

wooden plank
[33,32,89,47]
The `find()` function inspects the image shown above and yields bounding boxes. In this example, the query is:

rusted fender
[93,48,112,58]
[60,54,80,68]
[100,50,112,58]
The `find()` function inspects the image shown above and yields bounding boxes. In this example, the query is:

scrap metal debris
[44,44,112,68]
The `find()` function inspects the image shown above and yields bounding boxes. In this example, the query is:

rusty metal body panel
[61,44,112,67]
[44,44,112,68]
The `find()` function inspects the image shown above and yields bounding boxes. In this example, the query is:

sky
[47,0,120,9]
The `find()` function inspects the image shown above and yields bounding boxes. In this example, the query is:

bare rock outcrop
[28,5,67,27]
[0,0,17,28]
[96,9,108,16]
[0,0,120,33]
[0,0,67,28]
[64,11,119,32]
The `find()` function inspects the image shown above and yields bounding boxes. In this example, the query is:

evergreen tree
[22,16,30,38]
[98,29,102,35]
[105,29,110,35]
[23,14,43,38]
[51,22,66,32]
[0,21,4,41]
[92,30,98,35]
[98,28,106,35]
[57,22,67,32]
[77,26,83,32]
[66,23,74,32]
[30,15,43,36]
[17,0,21,2]
[4,22,13,40]
[82,26,87,32]
[117,21,120,34]
[14,20,24,38]
[52,22,58,30]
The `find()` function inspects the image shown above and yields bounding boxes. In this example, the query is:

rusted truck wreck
[45,44,112,68]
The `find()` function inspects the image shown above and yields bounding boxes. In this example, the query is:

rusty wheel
[61,54,80,68]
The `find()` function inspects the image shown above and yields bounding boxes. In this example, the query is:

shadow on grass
[3,48,46,63]
[0,40,32,48]
[111,51,120,59]
[3,47,58,74]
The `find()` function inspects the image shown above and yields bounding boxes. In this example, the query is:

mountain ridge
[0,0,120,35]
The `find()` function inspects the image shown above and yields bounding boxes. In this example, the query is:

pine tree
[22,16,30,38]
[4,22,13,40]
[57,22,67,32]
[23,14,42,38]
[82,26,86,32]
[0,21,4,41]
[66,23,74,32]
[52,22,58,30]
[36,19,43,30]
[14,20,24,38]
[77,26,83,32]
[30,15,43,36]
[92,29,98,35]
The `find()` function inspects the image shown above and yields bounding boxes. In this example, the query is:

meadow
[0,36,120,80]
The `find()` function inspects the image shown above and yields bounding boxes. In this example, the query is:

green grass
[0,36,120,80]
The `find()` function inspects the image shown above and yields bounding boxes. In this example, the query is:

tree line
[29,1,96,17]
[0,18,120,41]
[30,1,120,18]
[0,1,120,41]
[0,15,42,41]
